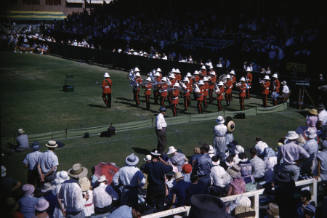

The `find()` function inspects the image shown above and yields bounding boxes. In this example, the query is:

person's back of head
[250,147,257,157]
[190,174,199,184]
[194,147,201,154]
[200,144,209,153]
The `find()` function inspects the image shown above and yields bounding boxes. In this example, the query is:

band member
[159,77,169,106]
[153,72,161,104]
[215,81,225,111]
[209,71,216,103]
[237,77,247,110]
[203,77,209,110]
[171,83,180,116]
[195,81,204,114]
[168,73,176,106]
[200,65,207,78]
[193,71,200,100]
[181,77,192,111]
[246,67,253,98]
[133,72,143,106]
[102,72,112,108]
[175,68,182,81]
[224,74,233,106]
[143,77,152,110]
[261,75,271,107]
[271,73,281,105]
[230,70,236,100]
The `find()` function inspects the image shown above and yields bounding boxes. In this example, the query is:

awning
[5,11,66,21]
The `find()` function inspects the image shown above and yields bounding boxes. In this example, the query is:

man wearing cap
[271,73,281,105]
[112,153,145,205]
[15,128,29,151]
[58,163,88,217]
[278,131,310,181]
[143,77,152,110]
[37,140,59,183]
[18,184,39,218]
[215,81,225,111]
[102,72,112,108]
[23,142,43,186]
[155,107,167,154]
[142,150,172,211]
[167,146,188,172]
[237,77,247,110]
[213,116,228,161]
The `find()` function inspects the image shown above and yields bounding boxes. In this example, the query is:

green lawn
[0,52,306,183]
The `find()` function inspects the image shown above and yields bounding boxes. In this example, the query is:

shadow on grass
[88,104,107,108]
[131,147,151,155]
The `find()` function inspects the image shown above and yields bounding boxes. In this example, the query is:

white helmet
[135,72,141,77]
[230,70,235,75]
[162,77,167,82]
[169,73,175,79]
[246,66,251,72]
[210,71,216,76]
[201,65,206,70]
[146,77,152,82]
[186,72,192,77]
[134,67,140,72]
[226,74,231,79]
[272,73,278,78]
[240,77,246,82]
[264,75,270,80]
[156,68,162,72]
[198,80,205,85]
[175,68,181,73]
[218,81,224,86]
[155,72,161,77]
[203,77,209,82]
[171,68,176,73]
[194,86,201,93]
[104,72,110,78]
[183,77,189,83]
[173,83,180,88]
[194,70,199,75]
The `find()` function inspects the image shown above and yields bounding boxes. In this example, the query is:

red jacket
[102,78,112,94]
[216,86,225,101]
[144,83,152,96]
[239,82,247,98]
[225,80,233,94]
[262,81,270,95]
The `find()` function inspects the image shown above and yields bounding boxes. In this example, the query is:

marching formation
[124,64,290,115]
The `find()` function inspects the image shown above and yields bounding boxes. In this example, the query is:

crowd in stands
[1,102,327,217]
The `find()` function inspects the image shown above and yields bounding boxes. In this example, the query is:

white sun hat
[272,73,278,78]
[167,146,177,155]
[186,72,192,77]
[226,74,231,79]
[135,72,141,77]
[194,70,199,75]
[156,68,162,72]
[146,77,152,82]
[183,77,189,82]
[198,80,205,85]
[230,70,235,75]
[201,65,206,70]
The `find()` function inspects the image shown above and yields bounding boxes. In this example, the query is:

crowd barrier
[141,178,321,218]
[23,102,288,143]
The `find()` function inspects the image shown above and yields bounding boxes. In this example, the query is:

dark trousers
[145,95,150,110]
[263,94,268,107]
[102,93,111,108]
[239,97,245,110]
[184,96,190,111]
[27,169,39,187]
[155,128,167,154]
[217,99,222,111]
[146,185,166,212]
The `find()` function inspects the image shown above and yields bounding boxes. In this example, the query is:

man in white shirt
[318,104,327,126]
[93,175,117,214]
[155,107,167,153]
[23,142,42,186]
[209,156,231,196]
[281,81,290,103]
[37,140,59,183]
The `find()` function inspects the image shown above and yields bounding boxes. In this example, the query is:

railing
[141,178,321,218]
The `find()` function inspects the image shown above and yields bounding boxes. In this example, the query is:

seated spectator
[185,174,205,205]
[171,172,191,207]
[227,165,246,195]
[93,175,116,214]
[296,190,315,218]
[316,139,327,181]
[249,148,266,182]
[15,128,29,151]
[23,142,42,187]
[254,137,268,158]
[35,197,50,218]
[79,177,94,217]
[209,156,232,197]
[167,146,188,172]
[107,204,143,218]
[18,184,39,218]
[194,144,212,190]
[182,164,192,182]
[0,165,22,203]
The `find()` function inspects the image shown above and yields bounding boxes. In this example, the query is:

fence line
[141,178,321,218]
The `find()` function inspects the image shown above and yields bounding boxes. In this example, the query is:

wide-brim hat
[285,131,299,140]
[188,194,229,218]
[125,153,139,166]
[104,72,110,78]
[150,150,161,157]
[55,171,69,184]
[226,120,235,132]
[308,108,318,115]
[35,198,49,212]
[264,75,270,80]
[18,128,25,134]
[216,116,225,124]
[144,154,152,161]
[45,140,58,148]
[167,146,177,155]
[79,177,91,192]
[68,163,88,179]
[22,184,35,195]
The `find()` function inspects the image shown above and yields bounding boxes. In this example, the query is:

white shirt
[112,166,145,187]
[59,180,84,213]
[83,190,94,217]
[155,113,167,130]
[282,85,290,94]
[318,109,327,125]
[38,150,58,174]
[213,124,227,137]
[210,165,232,188]
[23,151,43,171]
[93,183,112,208]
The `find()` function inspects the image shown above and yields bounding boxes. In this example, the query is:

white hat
[216,116,225,124]
[208,145,215,157]
[125,153,139,166]
[198,80,204,85]
[22,184,35,195]
[218,81,224,86]
[282,80,287,85]
[201,65,206,70]
[135,72,141,77]
[144,154,152,161]
[156,68,162,72]
[104,72,110,78]
[285,131,299,140]
[235,145,245,154]
[167,146,177,155]
[55,171,69,184]
[183,77,189,82]
[134,67,140,72]
[226,74,231,79]
[240,77,246,82]
[194,70,199,75]
[146,77,151,82]
[150,150,161,157]
[175,68,181,73]
[194,86,201,93]
[186,72,192,77]
[230,70,235,75]
[203,77,209,82]
[264,75,270,80]
[210,71,216,76]
[18,128,25,134]
[155,72,161,77]
[169,73,175,79]
[45,140,58,148]
[79,177,91,192]
[175,172,184,180]
[235,196,251,208]
[171,68,176,73]
[162,77,167,82]
[272,73,278,78]
[246,66,251,72]
[98,175,107,183]
[173,83,180,88]
[35,198,49,212]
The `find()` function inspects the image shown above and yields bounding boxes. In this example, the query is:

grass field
[0,51,306,183]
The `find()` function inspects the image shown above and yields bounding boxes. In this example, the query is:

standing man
[281,81,290,103]
[224,75,233,106]
[271,73,281,105]
[23,142,43,187]
[246,67,253,99]
[102,72,112,108]
[37,140,59,183]
[261,75,271,107]
[143,77,152,110]
[215,81,225,112]
[237,77,247,110]
[133,72,143,106]
[155,107,167,154]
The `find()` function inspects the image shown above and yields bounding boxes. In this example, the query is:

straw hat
[285,131,299,140]
[45,140,58,148]
[308,108,318,115]
[167,146,177,155]
[125,153,139,166]
[216,116,225,124]
[175,172,184,180]
[35,198,49,212]
[79,177,91,192]
[17,128,25,134]
[68,163,88,179]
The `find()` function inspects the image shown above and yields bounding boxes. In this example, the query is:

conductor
[155,107,167,154]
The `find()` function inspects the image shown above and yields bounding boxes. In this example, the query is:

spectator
[249,147,266,182]
[18,184,38,218]
[227,165,246,196]
[302,129,318,177]
[35,197,50,218]
[316,139,327,181]
[185,174,205,206]
[194,144,212,190]
[318,104,327,126]
[171,172,191,207]
[107,204,142,218]
[52,171,69,218]
[15,128,29,151]
[23,142,42,187]
[0,165,22,203]
[190,147,201,166]
[306,109,318,133]
[166,146,188,172]
[254,137,268,158]
[112,153,145,206]
[182,164,192,183]
[213,116,228,161]
[209,156,232,197]
[79,177,94,217]
[37,140,59,183]
[296,190,315,218]
[93,175,116,214]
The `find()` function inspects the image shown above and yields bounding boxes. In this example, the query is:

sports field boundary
[16,103,288,142]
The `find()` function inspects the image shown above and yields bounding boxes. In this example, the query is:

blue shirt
[108,205,132,218]
[196,153,212,176]
[143,161,172,189]
[38,150,59,174]
[172,180,191,207]
[19,195,39,218]
[16,134,29,150]
[185,183,205,205]
[23,151,43,171]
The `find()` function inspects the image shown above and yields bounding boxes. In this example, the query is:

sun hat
[35,198,49,212]
[45,140,58,148]
[125,153,139,166]
[246,66,251,72]
[144,154,151,161]
[227,165,242,179]
[104,72,110,78]
[186,72,192,77]
[308,108,318,115]
[18,128,25,134]
[55,171,69,184]
[159,106,166,112]
[188,194,229,218]
[201,65,206,70]
[264,75,270,80]
[41,182,55,193]
[134,67,140,72]
[22,184,35,195]
[146,77,151,82]
[175,172,184,180]
[68,163,88,179]
[98,175,107,183]
[150,150,161,157]
[285,131,299,140]
[182,164,192,174]
[79,177,91,192]
[198,80,204,85]
[193,70,199,75]
[183,77,189,82]
[167,146,178,155]
[216,116,225,124]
